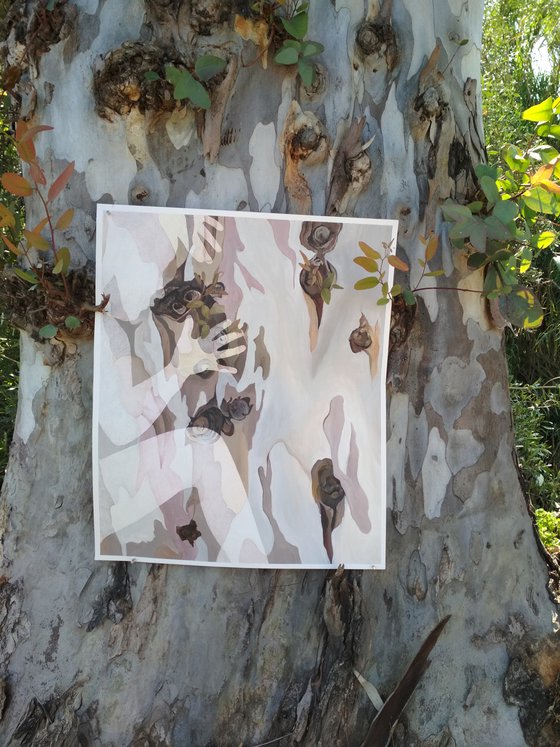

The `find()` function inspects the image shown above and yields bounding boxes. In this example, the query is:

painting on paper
[93,205,398,568]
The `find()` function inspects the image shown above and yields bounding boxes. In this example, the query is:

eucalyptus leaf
[195,55,227,82]
[402,289,417,306]
[274,45,300,65]
[521,186,557,215]
[480,175,500,205]
[475,163,498,180]
[301,41,324,58]
[13,268,38,284]
[39,324,58,339]
[535,230,557,249]
[522,97,554,123]
[498,287,544,328]
[354,256,378,273]
[492,199,518,224]
[441,200,473,222]
[467,252,489,270]
[297,58,314,87]
[64,316,81,329]
[469,220,487,251]
[354,276,380,290]
[281,11,308,40]
[165,66,211,108]
[483,214,515,241]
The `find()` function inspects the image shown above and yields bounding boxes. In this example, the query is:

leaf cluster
[442,96,560,329]
[0,121,82,339]
[353,235,442,306]
[243,1,324,86]
[271,3,324,87]
[144,55,227,111]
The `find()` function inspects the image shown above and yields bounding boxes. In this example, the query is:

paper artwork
[93,205,397,568]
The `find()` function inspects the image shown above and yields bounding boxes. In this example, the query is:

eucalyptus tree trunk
[0,1,557,746]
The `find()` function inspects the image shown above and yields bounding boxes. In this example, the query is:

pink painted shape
[323,396,372,533]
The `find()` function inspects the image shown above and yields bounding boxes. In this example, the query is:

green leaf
[535,230,557,249]
[498,287,544,328]
[469,220,487,251]
[281,11,308,40]
[321,287,331,304]
[195,54,227,82]
[475,163,498,180]
[441,200,473,222]
[39,324,58,339]
[144,70,160,81]
[165,66,211,108]
[536,123,560,139]
[479,175,500,205]
[354,276,380,290]
[402,289,417,306]
[521,186,557,214]
[483,264,501,296]
[517,246,532,274]
[64,316,81,329]
[522,97,554,123]
[297,58,314,87]
[353,256,378,273]
[449,220,476,241]
[467,201,484,213]
[52,246,71,275]
[13,267,38,284]
[467,252,489,270]
[502,145,530,173]
[425,269,445,277]
[492,199,518,224]
[46,0,57,10]
[483,214,515,241]
[274,44,300,65]
[391,284,402,296]
[377,297,390,306]
[301,41,324,58]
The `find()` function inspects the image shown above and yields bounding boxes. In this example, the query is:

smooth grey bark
[0,1,558,746]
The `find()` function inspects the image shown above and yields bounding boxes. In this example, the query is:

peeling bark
[0,1,557,746]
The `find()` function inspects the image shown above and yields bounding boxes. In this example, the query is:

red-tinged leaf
[424,233,439,262]
[31,217,49,234]
[48,161,75,202]
[55,208,74,231]
[24,229,50,251]
[1,172,33,197]
[358,241,382,260]
[18,124,53,144]
[2,234,21,255]
[388,255,410,272]
[16,139,36,164]
[15,120,28,142]
[531,162,555,186]
[29,161,47,186]
[0,205,15,228]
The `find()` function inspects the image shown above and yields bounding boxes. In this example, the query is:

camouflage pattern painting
[93,206,398,568]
